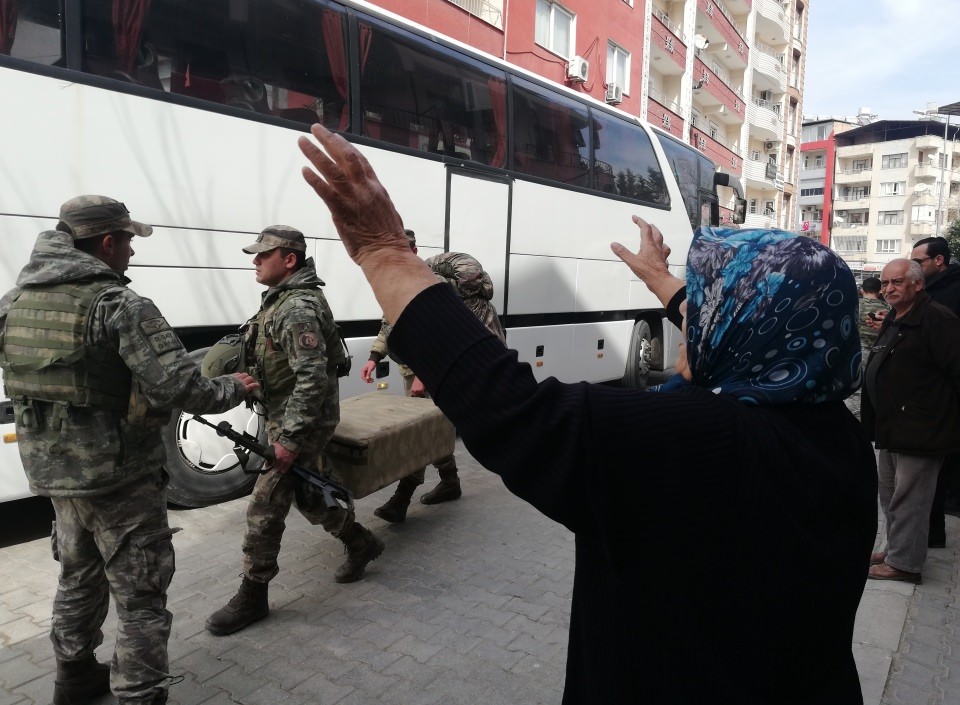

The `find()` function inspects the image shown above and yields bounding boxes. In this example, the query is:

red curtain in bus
[0,0,17,56]
[487,77,507,168]
[112,0,151,73]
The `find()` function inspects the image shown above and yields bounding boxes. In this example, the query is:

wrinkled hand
[610,216,684,308]
[231,372,260,397]
[360,359,377,384]
[409,376,426,398]
[298,124,407,263]
[866,309,887,330]
[267,442,296,475]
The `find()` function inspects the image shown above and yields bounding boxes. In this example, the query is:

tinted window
[655,132,702,226]
[512,78,590,187]
[2,0,62,64]
[592,111,668,205]
[358,21,507,167]
[80,0,347,128]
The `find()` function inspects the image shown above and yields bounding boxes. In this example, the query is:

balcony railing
[652,6,682,36]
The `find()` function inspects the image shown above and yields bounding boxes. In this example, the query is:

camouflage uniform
[371,252,505,515]
[0,196,247,705]
[858,296,888,361]
[239,258,355,581]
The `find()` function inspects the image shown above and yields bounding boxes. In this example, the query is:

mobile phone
[867,312,878,321]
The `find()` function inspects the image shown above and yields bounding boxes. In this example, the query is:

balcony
[835,195,870,210]
[693,58,746,125]
[755,0,789,43]
[650,13,687,73]
[697,0,749,69]
[833,221,870,235]
[910,222,936,237]
[744,212,777,228]
[834,167,872,184]
[746,97,782,139]
[690,125,743,175]
[647,96,684,139]
[751,42,787,92]
[915,134,943,150]
[744,157,779,190]
[914,162,940,180]
[798,219,822,234]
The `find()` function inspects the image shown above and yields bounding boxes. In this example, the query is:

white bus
[0,0,744,506]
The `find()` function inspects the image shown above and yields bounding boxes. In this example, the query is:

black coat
[862,291,960,454]
[924,263,960,317]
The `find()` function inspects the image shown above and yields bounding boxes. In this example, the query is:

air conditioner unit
[567,56,589,82]
[765,141,776,151]
[605,83,623,104]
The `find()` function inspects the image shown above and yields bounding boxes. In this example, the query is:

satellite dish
[914,183,929,194]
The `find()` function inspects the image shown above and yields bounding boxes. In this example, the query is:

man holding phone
[858,277,888,361]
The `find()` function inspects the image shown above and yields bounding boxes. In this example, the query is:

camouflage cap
[404,229,416,245]
[242,225,307,254]
[58,195,153,239]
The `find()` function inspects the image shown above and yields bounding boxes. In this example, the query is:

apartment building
[818,120,960,275]
[369,0,809,227]
[797,117,860,245]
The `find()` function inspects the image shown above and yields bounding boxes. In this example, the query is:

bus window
[358,22,507,168]
[591,111,669,206]
[2,0,62,65]
[655,130,703,228]
[79,0,347,129]
[512,77,590,187]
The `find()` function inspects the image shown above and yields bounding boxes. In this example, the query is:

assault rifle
[189,414,354,511]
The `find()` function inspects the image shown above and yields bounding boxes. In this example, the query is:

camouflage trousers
[401,374,458,485]
[242,421,354,583]
[50,469,178,702]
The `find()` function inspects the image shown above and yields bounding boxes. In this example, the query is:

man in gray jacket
[0,195,259,705]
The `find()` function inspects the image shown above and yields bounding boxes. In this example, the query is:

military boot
[335,524,385,583]
[374,476,420,523]
[420,468,462,505]
[52,654,110,705]
[205,577,269,636]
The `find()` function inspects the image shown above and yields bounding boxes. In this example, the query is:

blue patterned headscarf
[684,227,861,405]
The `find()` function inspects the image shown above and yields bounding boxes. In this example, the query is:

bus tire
[622,319,660,389]
[162,348,263,507]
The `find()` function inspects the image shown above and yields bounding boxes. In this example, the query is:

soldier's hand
[232,373,261,397]
[298,124,408,262]
[268,442,296,474]
[360,360,377,384]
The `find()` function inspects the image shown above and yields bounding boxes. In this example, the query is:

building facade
[802,119,960,276]
[369,0,809,228]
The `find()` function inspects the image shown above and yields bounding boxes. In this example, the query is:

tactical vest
[0,280,130,410]
[247,287,346,406]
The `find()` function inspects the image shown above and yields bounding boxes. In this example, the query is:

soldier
[0,195,259,705]
[206,226,384,637]
[361,233,505,523]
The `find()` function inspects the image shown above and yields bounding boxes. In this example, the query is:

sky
[802,0,960,121]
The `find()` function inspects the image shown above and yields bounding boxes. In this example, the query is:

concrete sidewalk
[0,441,954,704]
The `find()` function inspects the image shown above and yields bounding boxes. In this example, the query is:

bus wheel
[622,320,660,389]
[162,349,264,507]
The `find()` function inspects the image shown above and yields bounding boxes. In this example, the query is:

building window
[878,211,904,225]
[606,42,630,91]
[800,187,824,197]
[834,236,867,253]
[749,198,758,214]
[881,153,907,169]
[535,0,574,57]
[879,182,905,196]
[876,239,901,254]
[444,0,504,28]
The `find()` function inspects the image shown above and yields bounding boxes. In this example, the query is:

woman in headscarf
[298,125,878,705]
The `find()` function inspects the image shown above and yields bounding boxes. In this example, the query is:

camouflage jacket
[244,259,339,454]
[0,230,247,496]
[858,297,888,352]
[369,252,506,377]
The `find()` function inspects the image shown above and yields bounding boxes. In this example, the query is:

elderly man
[862,258,960,583]
[911,236,960,546]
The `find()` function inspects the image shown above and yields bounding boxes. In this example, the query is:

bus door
[445,169,511,314]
